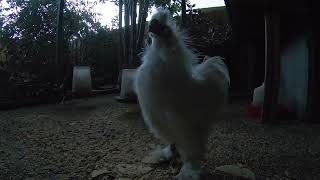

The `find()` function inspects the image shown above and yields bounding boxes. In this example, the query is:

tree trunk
[181,0,186,27]
[56,0,64,83]
[118,0,124,69]
[129,0,137,68]
[118,0,124,85]
[137,0,144,29]
[137,0,149,54]
[124,0,130,69]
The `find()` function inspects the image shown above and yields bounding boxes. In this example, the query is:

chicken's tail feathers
[213,57,230,87]
[197,56,231,87]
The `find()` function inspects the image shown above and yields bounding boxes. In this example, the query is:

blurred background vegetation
[0,0,119,86]
[0,0,232,106]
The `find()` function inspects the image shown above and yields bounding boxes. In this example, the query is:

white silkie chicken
[134,9,230,180]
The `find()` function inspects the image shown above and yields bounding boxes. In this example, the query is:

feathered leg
[175,132,209,180]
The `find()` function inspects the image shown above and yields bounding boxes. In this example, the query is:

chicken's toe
[176,162,208,180]
[142,144,177,164]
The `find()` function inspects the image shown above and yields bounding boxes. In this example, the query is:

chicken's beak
[149,19,170,37]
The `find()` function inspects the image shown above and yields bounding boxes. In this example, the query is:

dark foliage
[0,0,120,100]
[184,7,232,58]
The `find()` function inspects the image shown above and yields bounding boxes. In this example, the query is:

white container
[72,66,92,94]
[120,69,137,98]
[252,82,264,107]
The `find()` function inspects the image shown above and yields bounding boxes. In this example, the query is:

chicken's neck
[153,40,194,77]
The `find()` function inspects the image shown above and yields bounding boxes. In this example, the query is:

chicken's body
[135,9,230,180]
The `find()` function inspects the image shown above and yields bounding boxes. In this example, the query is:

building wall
[279,35,309,118]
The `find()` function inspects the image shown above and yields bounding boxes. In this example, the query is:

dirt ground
[1,94,320,180]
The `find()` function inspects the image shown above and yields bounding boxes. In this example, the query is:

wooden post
[261,11,281,123]
[247,43,256,94]
[56,0,64,83]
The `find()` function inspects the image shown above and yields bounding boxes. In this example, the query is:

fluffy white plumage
[134,9,230,180]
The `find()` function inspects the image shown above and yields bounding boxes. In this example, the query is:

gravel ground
[1,94,320,180]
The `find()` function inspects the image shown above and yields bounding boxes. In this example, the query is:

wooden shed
[224,0,320,122]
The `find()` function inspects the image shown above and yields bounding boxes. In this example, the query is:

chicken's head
[148,9,176,39]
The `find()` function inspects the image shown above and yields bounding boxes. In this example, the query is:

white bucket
[72,66,92,94]
[120,69,137,98]
[252,82,264,107]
